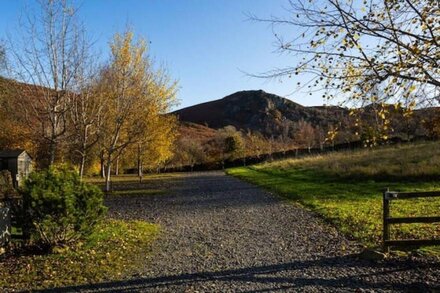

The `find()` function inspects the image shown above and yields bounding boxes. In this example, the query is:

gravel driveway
[56,171,439,292]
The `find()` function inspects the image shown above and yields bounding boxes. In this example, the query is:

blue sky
[1,0,325,110]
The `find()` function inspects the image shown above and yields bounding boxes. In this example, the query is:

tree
[315,126,327,151]
[215,126,245,165]
[133,75,178,178]
[252,0,439,112]
[98,31,176,191]
[245,130,268,158]
[294,120,316,152]
[20,166,106,250]
[68,58,105,178]
[129,114,178,178]
[279,117,294,153]
[423,108,440,139]
[8,0,91,165]
[178,138,206,171]
[325,125,339,149]
[224,132,245,161]
[0,43,6,72]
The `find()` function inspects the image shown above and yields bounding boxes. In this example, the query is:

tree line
[169,103,440,170]
[0,0,177,191]
[0,0,438,185]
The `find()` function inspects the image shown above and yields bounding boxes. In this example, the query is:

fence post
[383,188,390,253]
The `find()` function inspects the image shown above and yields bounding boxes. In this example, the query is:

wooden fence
[163,136,434,173]
[383,189,440,252]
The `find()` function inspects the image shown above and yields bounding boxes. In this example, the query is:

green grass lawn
[227,142,440,256]
[0,219,159,291]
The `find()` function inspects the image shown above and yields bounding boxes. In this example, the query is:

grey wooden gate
[383,189,440,252]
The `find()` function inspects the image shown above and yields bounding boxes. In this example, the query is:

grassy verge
[86,173,183,184]
[111,189,167,196]
[227,142,440,256]
[86,173,183,195]
[0,219,159,291]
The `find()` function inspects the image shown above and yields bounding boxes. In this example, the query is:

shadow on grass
[237,167,440,202]
[39,255,439,292]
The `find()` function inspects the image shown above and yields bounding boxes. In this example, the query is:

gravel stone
[56,171,440,292]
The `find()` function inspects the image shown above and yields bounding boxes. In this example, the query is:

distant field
[227,142,440,255]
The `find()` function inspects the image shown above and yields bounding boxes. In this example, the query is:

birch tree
[135,114,177,178]
[0,44,5,72]
[99,31,177,191]
[252,0,439,140]
[9,0,90,165]
[294,120,317,152]
[69,65,106,178]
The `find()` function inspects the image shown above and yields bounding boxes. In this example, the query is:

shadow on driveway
[40,255,439,292]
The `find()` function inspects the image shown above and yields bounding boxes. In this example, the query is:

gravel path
[60,171,439,292]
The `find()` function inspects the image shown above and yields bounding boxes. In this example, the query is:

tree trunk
[105,156,112,192]
[137,144,143,183]
[79,153,86,179]
[100,151,106,179]
[49,140,56,166]
[138,165,143,183]
[137,161,142,177]
[79,129,88,179]
[115,157,119,176]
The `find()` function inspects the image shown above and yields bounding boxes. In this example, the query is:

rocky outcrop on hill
[174,90,350,136]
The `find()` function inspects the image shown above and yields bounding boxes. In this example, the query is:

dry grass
[267,142,440,180]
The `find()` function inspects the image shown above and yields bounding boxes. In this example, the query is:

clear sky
[1,0,325,110]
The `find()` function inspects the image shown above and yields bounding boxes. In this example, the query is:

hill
[175,90,440,143]
[174,90,349,137]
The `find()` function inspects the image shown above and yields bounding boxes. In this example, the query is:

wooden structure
[383,189,440,252]
[0,150,33,188]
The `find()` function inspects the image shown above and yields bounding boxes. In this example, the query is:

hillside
[175,90,439,141]
[174,90,349,137]
[177,122,218,144]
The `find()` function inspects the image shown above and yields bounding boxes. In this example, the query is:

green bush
[20,166,107,250]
